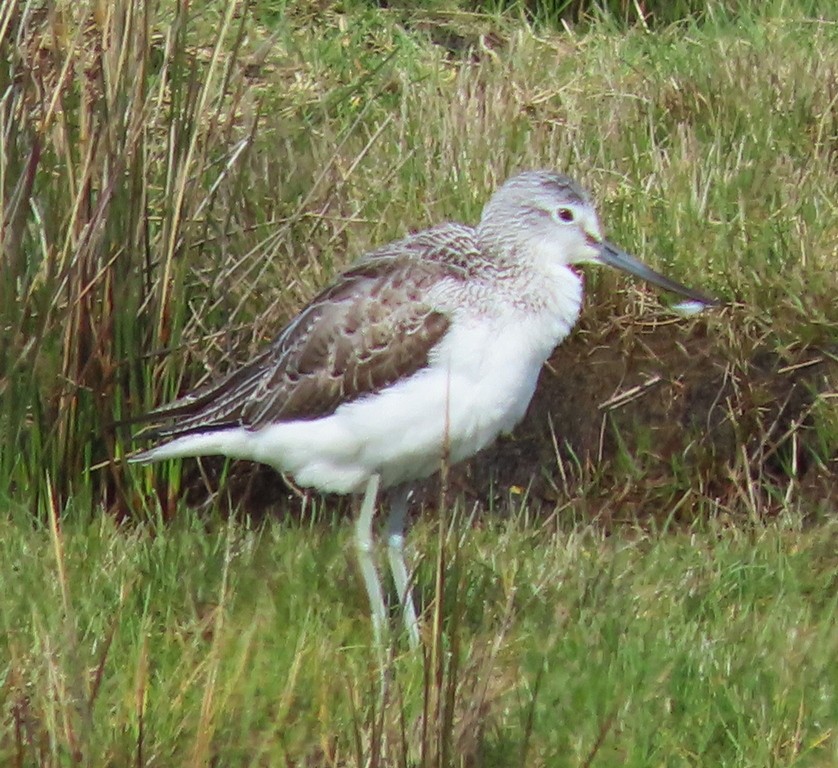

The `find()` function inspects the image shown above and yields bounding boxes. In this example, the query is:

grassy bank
[1,0,835,514]
[0,0,836,764]
[1,507,835,765]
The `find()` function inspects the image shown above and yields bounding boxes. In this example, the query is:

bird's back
[131,223,483,461]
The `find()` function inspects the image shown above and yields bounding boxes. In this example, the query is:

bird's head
[478,170,717,307]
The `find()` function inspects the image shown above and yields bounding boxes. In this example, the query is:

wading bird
[131,170,716,649]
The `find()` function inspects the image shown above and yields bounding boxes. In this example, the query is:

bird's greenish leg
[386,486,421,649]
[355,473,387,653]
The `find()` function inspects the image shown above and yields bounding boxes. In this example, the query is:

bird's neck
[464,243,584,338]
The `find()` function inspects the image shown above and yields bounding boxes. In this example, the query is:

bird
[130,170,717,650]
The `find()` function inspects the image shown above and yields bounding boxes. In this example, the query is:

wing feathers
[134,225,477,442]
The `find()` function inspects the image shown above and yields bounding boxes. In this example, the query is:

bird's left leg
[386,485,421,649]
[355,474,387,651]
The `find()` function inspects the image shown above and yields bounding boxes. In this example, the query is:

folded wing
[135,224,479,442]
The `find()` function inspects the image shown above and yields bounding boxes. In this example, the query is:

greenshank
[131,170,717,649]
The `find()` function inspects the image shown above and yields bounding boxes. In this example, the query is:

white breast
[244,265,584,492]
[154,265,584,494]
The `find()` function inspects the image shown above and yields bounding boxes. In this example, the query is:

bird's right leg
[386,485,421,649]
[355,473,387,651]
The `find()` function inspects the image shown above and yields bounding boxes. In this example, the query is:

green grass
[1,506,835,765]
[0,0,836,764]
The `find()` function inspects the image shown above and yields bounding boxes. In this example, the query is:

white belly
[143,267,583,494]
[250,299,579,493]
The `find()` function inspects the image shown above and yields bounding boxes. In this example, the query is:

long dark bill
[600,241,718,306]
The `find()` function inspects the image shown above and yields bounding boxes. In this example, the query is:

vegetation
[0,0,835,765]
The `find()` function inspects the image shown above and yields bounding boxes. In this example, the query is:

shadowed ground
[166,307,835,526]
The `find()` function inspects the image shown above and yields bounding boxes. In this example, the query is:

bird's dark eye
[557,207,575,223]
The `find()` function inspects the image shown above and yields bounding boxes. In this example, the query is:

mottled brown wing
[238,260,451,428]
[139,225,477,440]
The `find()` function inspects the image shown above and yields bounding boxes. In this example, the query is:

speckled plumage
[130,170,716,649]
[131,170,714,493]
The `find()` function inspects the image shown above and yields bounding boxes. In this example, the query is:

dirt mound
[176,311,835,526]
[468,316,835,525]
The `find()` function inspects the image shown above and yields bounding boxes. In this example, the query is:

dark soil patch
[171,309,836,528]
[469,317,835,526]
